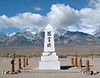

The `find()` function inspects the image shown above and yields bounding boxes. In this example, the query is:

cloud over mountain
[0,13,46,29]
[0,0,100,35]
[79,0,100,34]
[0,4,81,30]
[47,4,81,28]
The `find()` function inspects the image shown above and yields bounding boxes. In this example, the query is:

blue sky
[0,0,89,16]
[0,0,100,35]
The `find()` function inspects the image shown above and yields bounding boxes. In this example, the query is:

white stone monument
[39,24,60,70]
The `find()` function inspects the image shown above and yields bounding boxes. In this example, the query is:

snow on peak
[7,32,16,36]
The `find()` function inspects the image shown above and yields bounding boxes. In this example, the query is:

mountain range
[0,29,100,47]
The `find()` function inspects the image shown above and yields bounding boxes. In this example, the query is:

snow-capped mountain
[94,30,100,39]
[0,29,100,47]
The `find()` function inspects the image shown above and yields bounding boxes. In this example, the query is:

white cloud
[47,4,81,28]
[0,1,100,35]
[67,25,95,35]
[0,12,46,30]
[79,0,100,34]
[89,0,100,9]
[67,0,100,35]
[80,8,100,28]
[34,6,42,11]
[0,4,81,31]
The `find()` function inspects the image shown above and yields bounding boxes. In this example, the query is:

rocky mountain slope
[0,29,100,47]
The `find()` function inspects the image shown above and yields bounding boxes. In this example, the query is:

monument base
[39,52,60,70]
[39,61,60,70]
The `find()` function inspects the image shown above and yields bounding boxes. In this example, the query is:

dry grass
[0,45,100,58]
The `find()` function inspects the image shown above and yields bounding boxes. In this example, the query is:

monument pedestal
[39,53,60,70]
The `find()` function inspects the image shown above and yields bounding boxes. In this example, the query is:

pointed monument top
[45,24,53,30]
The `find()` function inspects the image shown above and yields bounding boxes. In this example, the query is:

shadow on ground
[60,65,85,70]
[60,66,72,70]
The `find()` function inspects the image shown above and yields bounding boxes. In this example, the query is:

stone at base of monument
[39,53,60,70]
[39,61,60,70]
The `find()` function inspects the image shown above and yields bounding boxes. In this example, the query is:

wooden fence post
[11,58,15,73]
[26,58,28,66]
[77,57,82,68]
[74,57,78,67]
[23,57,26,67]
[85,59,90,72]
[19,58,22,69]
[71,57,74,66]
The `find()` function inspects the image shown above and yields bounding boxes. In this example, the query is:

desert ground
[0,46,100,78]
[0,45,100,57]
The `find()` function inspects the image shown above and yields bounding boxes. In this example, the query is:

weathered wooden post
[11,58,15,73]
[26,58,28,66]
[71,57,74,67]
[74,57,78,67]
[91,52,94,60]
[85,59,90,72]
[77,57,82,68]
[23,57,26,67]
[13,53,16,59]
[19,58,22,69]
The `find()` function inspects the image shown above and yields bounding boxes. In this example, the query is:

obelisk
[39,24,60,70]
